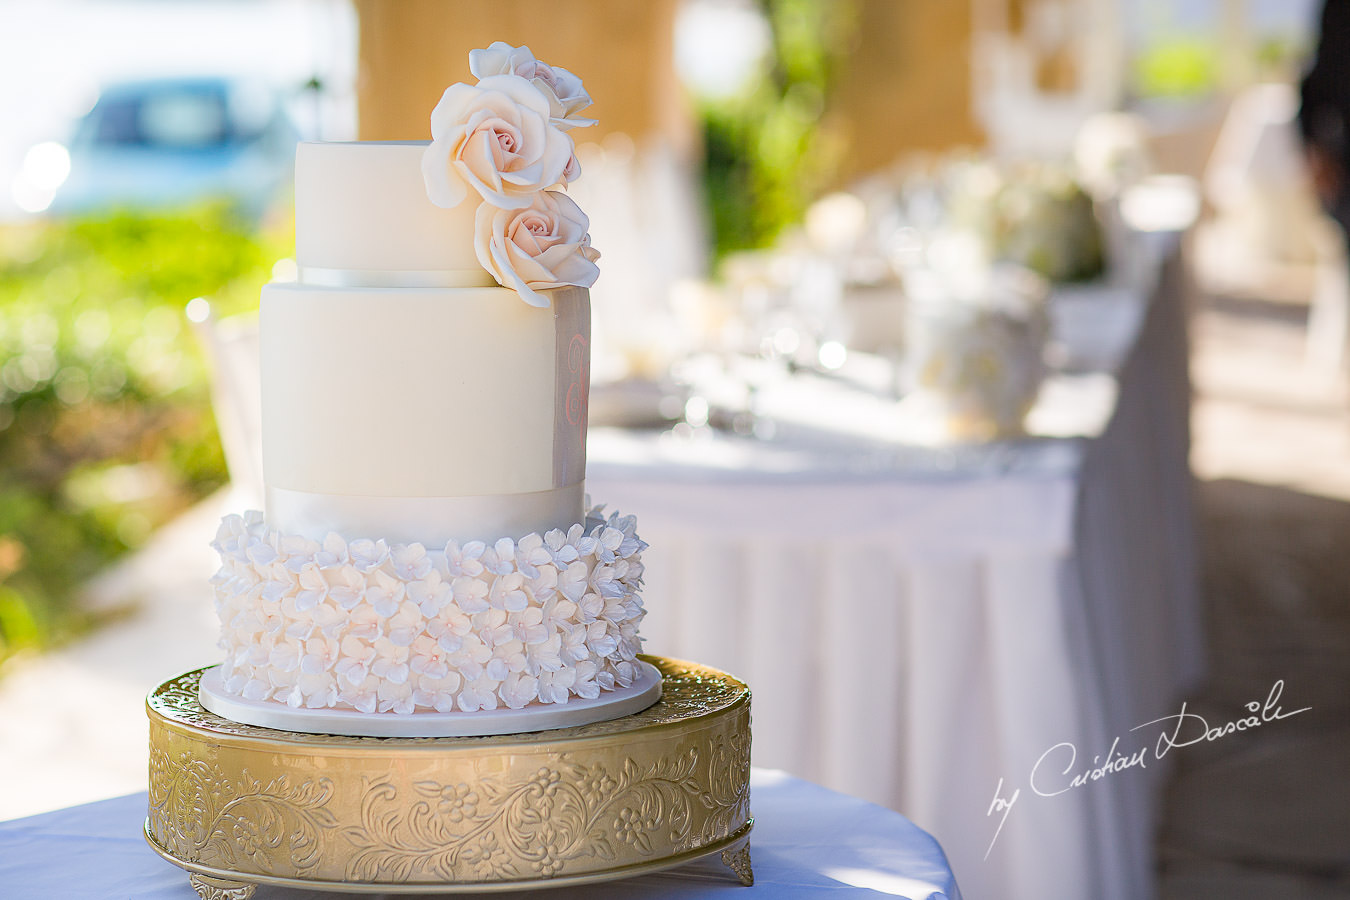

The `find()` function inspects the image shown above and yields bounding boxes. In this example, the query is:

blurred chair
[186,298,263,508]
[1201,82,1348,371]
[1204,83,1320,266]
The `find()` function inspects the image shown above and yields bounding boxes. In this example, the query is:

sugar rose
[468,41,595,130]
[421,74,574,211]
[474,190,600,307]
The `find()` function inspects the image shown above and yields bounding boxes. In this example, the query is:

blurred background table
[0,769,961,900]
[588,237,1203,900]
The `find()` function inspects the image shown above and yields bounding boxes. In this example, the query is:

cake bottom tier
[145,659,753,892]
[209,504,647,720]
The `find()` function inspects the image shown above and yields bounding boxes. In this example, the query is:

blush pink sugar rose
[474,190,601,308]
[421,74,575,211]
[468,41,596,130]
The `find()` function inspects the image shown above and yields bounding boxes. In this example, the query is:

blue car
[46,77,299,218]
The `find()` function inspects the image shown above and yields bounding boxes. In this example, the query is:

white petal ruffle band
[209,506,646,716]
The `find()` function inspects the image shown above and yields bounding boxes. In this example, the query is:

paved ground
[1160,292,1350,899]
[1,274,1348,895]
[0,491,224,819]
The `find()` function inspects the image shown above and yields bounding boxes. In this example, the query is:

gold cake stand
[145,656,753,898]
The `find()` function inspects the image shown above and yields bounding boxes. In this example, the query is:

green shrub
[698,0,855,260]
[1132,36,1219,99]
[0,203,286,661]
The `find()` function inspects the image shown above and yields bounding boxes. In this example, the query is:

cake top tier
[293,42,601,306]
[295,141,488,283]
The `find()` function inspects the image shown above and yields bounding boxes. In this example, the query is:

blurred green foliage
[699,0,856,260]
[1253,34,1310,83]
[1132,36,1219,98]
[0,204,285,662]
[949,162,1104,284]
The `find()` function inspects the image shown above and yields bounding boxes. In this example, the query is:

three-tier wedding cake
[199,42,659,736]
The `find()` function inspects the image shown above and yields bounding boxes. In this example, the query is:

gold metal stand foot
[721,843,754,886]
[188,873,255,899]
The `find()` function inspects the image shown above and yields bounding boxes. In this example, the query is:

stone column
[353,0,689,150]
[829,0,985,181]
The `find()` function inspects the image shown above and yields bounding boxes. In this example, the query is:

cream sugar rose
[203,43,655,729]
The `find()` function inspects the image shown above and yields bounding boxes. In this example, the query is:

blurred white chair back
[186,298,263,508]
[1201,83,1349,371]
[1205,83,1322,264]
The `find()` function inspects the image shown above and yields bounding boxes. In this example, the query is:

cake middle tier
[260,282,590,544]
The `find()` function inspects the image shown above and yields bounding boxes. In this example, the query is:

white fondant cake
[206,44,650,731]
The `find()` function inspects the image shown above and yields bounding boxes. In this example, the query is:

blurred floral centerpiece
[861,155,1106,440]
[944,158,1105,285]
[898,235,1050,441]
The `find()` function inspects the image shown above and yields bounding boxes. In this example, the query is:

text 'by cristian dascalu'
[982,679,1310,860]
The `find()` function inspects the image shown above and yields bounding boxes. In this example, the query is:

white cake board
[197,661,663,737]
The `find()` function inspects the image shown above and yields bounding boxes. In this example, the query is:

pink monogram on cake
[566,333,588,428]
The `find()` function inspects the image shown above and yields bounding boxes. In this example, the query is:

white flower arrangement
[210,506,647,715]
[422,42,601,306]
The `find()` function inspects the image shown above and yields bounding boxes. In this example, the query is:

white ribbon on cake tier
[297,266,497,289]
[265,482,586,545]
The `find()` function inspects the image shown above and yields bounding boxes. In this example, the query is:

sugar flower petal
[209,505,646,714]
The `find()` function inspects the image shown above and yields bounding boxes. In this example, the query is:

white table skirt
[587,251,1204,900]
[0,770,961,899]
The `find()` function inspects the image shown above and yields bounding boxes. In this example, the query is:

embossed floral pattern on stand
[146,659,752,886]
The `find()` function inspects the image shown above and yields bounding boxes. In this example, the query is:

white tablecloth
[0,770,960,899]
[587,247,1204,900]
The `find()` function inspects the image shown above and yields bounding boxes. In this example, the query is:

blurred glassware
[669,277,743,356]
[837,282,907,356]
[1119,174,1200,234]
[1073,112,1155,280]
[1073,111,1153,200]
[804,191,868,258]
[588,375,689,431]
[33,77,298,219]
